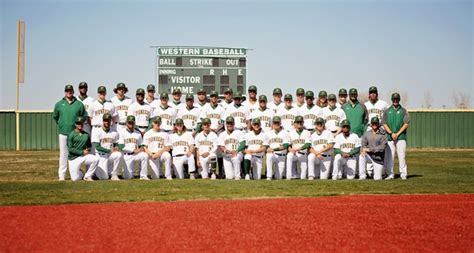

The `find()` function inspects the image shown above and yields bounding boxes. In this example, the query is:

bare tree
[423,91,433,109]
[452,92,471,109]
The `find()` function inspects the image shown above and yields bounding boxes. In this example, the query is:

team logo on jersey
[136,109,150,116]
[326,115,340,121]
[208,113,221,119]
[340,143,355,149]
[291,139,306,145]
[182,114,197,121]
[304,114,317,120]
[313,139,328,146]
[94,109,110,116]
[369,108,381,115]
[225,138,239,145]
[248,139,263,145]
[124,138,137,144]
[100,137,115,145]
[268,137,283,144]
[173,140,189,147]
[116,105,128,111]
[199,140,213,147]
[280,114,295,120]
[258,116,271,122]
[159,114,173,120]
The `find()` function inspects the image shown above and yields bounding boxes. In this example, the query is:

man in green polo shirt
[342,88,368,137]
[53,84,87,181]
[382,93,410,180]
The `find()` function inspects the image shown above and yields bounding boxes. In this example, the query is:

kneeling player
[195,118,219,179]
[243,118,268,180]
[143,116,172,179]
[359,117,387,180]
[92,113,122,180]
[265,116,290,180]
[218,116,245,180]
[286,116,311,179]
[333,120,361,180]
[307,117,334,180]
[118,115,149,180]
[170,118,196,179]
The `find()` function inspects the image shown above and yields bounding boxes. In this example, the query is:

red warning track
[1,194,473,252]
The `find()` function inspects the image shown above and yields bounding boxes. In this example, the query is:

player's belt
[321,154,331,157]
[92,125,101,128]
[275,152,286,156]
[137,125,148,128]
[186,129,193,132]
[253,155,263,159]
[161,129,172,133]
[97,152,109,156]
[306,128,314,131]
[331,130,337,133]
[123,152,134,155]
[118,122,126,125]
[173,154,185,157]
[298,151,308,155]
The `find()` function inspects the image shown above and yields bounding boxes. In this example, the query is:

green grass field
[0,150,473,206]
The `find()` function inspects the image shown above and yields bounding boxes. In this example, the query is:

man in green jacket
[53,84,87,181]
[382,93,410,180]
[342,88,368,137]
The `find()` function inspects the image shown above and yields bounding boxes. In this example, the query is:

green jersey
[382,105,410,141]
[67,130,91,160]
[53,97,87,135]
[342,101,368,137]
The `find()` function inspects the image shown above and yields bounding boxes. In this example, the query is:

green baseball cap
[64,84,74,92]
[197,88,206,94]
[147,84,155,92]
[273,88,282,95]
[252,118,261,125]
[102,113,112,121]
[175,118,184,125]
[78,82,88,88]
[369,86,378,93]
[224,88,233,94]
[258,95,267,102]
[318,90,327,98]
[209,90,218,97]
[75,116,85,124]
[305,90,314,98]
[152,116,161,124]
[315,117,325,125]
[234,91,243,99]
[172,88,181,95]
[114,82,128,93]
[328,93,337,100]
[339,88,348,96]
[284,94,293,101]
[160,92,169,99]
[391,93,401,100]
[349,88,358,95]
[296,88,305,95]
[225,116,235,124]
[340,119,351,127]
[294,115,304,123]
[136,88,145,95]
[202,118,211,125]
[248,85,257,92]
[272,116,281,123]
[126,115,136,123]
[97,86,107,93]
[185,94,194,101]
[370,117,380,124]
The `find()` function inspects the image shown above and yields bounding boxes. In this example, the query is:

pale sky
[1,0,472,110]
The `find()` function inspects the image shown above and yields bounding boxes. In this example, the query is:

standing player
[176,94,201,135]
[77,82,95,134]
[341,88,368,137]
[294,88,306,109]
[286,116,311,180]
[170,88,184,110]
[145,84,161,111]
[218,116,245,180]
[242,85,259,114]
[67,116,99,181]
[277,94,299,132]
[268,88,284,114]
[243,118,268,180]
[111,82,133,133]
[265,116,290,180]
[53,84,87,181]
[322,94,346,136]
[143,116,172,180]
[117,115,149,180]
[194,88,208,111]
[333,120,361,180]
[365,86,389,131]
[220,88,234,110]
[316,90,328,108]
[195,118,219,179]
[88,86,117,139]
[383,93,410,180]
[336,88,348,109]
[359,117,387,180]
[307,118,334,180]
[152,92,176,133]
[299,90,322,132]
[91,113,122,180]
[170,119,196,179]
[249,95,274,132]
[127,88,152,134]
[223,91,248,131]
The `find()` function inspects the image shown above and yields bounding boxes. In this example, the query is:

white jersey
[88,99,117,127]
[265,129,290,153]
[78,96,95,114]
[219,100,234,111]
[224,104,249,130]
[365,99,389,124]
[194,101,208,111]
[250,108,274,132]
[176,106,201,131]
[336,102,346,109]
[294,102,306,110]
[200,103,225,130]
[91,127,119,150]
[111,96,133,124]
[195,131,218,154]
[145,98,161,113]
[170,101,185,111]
[334,133,361,154]
[268,101,284,114]
[244,130,268,156]
[242,99,259,114]
[127,102,153,128]
[299,105,323,130]
[322,106,347,132]
[118,128,143,153]
[277,106,300,131]
[218,130,244,151]
[169,132,195,155]
[310,130,335,156]
[288,129,312,153]
[143,129,171,152]
[152,105,176,131]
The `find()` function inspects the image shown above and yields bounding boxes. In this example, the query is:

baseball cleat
[83,177,94,181]
[111,175,120,181]
[140,176,150,181]
[308,176,314,180]
[190,174,196,180]
[401,175,407,180]
[166,177,173,180]
[245,174,251,180]
[385,175,394,180]
[58,178,65,181]
[266,177,272,181]
[211,173,217,180]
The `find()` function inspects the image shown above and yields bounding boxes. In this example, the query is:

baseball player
[383,93,410,180]
[176,94,201,135]
[322,93,346,136]
[77,82,95,134]
[336,88,348,109]
[294,88,306,109]
[143,116,173,180]
[365,86,389,131]
[170,118,196,179]
[316,90,328,108]
[53,84,87,181]
[220,88,234,110]
[151,92,176,133]
[299,90,323,132]
[67,116,99,181]
[195,118,219,179]
[218,116,245,180]
[359,117,388,180]
[127,88,153,134]
[341,88,368,137]
[249,95,274,132]
[242,85,259,114]
[111,83,133,133]
[333,119,361,180]
[170,88,185,111]
[145,84,161,111]
[277,94,300,132]
[243,118,268,180]
[286,116,311,179]
[194,88,208,111]
[117,115,149,180]
[91,113,122,180]
[88,86,118,140]
[307,117,334,180]
[265,116,290,180]
[223,91,249,131]
[268,88,284,114]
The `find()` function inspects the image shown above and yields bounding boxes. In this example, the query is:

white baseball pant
[67,154,99,181]
[266,152,286,179]
[307,153,332,179]
[122,152,149,179]
[149,151,172,179]
[286,152,308,179]
[386,140,408,178]
[223,153,243,179]
[333,154,357,180]
[115,124,126,134]
[58,134,69,180]
[244,154,263,180]
[173,154,196,179]
[359,154,384,180]
[199,152,217,179]
[95,151,123,180]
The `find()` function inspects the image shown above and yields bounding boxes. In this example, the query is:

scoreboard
[156,46,247,95]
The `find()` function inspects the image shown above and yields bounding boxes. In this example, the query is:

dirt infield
[1,194,473,252]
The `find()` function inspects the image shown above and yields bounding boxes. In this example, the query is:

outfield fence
[0,109,473,150]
